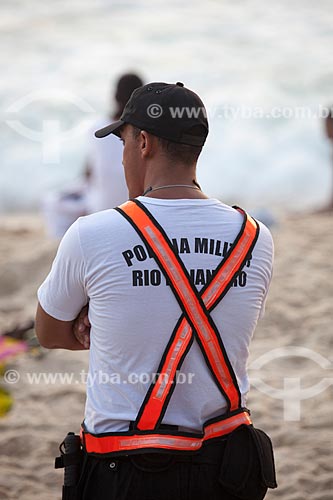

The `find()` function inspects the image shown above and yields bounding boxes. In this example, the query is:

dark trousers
[77,439,243,500]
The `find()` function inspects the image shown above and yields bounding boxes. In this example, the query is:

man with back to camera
[35,81,276,500]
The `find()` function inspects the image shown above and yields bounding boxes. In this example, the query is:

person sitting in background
[42,73,144,238]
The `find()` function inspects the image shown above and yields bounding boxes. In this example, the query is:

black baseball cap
[95,82,208,147]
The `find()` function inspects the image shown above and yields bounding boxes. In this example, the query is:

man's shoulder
[73,208,129,258]
[78,208,124,233]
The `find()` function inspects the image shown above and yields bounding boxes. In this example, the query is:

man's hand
[73,305,91,349]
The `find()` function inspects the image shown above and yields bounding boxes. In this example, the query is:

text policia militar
[122,237,252,287]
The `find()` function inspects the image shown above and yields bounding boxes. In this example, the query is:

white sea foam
[1,0,333,213]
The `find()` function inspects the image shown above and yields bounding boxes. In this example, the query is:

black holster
[55,432,83,500]
[218,424,277,500]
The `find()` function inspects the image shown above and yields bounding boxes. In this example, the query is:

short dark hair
[131,126,202,166]
[114,74,143,119]
[115,74,143,107]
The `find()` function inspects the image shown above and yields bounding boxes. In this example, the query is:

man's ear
[140,130,154,158]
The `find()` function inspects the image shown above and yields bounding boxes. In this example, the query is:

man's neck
[142,184,208,199]
[141,161,208,200]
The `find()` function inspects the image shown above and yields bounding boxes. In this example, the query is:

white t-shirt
[38,197,274,433]
[84,118,128,213]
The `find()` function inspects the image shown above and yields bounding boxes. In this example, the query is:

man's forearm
[43,331,87,350]
[35,303,88,350]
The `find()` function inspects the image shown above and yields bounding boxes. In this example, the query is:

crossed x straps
[116,199,259,431]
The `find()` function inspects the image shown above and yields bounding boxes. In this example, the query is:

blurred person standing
[43,73,143,238]
[84,73,143,213]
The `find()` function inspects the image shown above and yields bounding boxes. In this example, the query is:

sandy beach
[0,212,332,500]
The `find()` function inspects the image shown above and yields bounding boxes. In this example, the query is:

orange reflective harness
[81,199,260,456]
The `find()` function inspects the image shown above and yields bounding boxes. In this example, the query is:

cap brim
[94,120,125,138]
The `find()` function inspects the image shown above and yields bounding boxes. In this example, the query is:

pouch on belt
[218,424,277,500]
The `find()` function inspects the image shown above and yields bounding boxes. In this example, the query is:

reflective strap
[204,411,252,439]
[118,201,258,426]
[137,211,258,430]
[202,212,257,309]
[119,201,238,407]
[137,318,192,430]
[82,411,252,454]
[155,322,191,400]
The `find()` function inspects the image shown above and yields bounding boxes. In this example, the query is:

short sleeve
[37,219,88,321]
